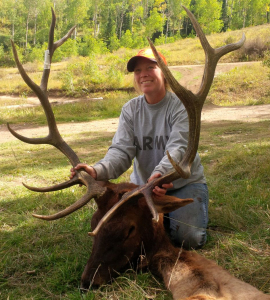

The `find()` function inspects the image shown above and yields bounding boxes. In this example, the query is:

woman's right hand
[70,163,97,180]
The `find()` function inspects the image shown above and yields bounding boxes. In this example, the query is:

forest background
[0,0,270,67]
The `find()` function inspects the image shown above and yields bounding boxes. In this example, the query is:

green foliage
[24,43,48,63]
[120,30,133,48]
[78,35,109,56]
[145,7,165,37]
[108,33,121,52]
[262,50,270,77]
[53,39,78,62]
[58,54,126,95]
[192,0,224,34]
[0,44,4,59]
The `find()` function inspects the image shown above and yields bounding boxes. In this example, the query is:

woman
[71,48,208,249]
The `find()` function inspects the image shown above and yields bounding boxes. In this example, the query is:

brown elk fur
[81,182,270,300]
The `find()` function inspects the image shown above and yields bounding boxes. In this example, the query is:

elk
[8,7,270,300]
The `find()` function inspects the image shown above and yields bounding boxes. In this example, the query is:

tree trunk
[25,13,29,49]
[12,21,15,39]
[242,8,246,28]
[34,13,37,45]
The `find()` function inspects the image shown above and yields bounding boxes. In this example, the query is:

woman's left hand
[148,173,173,197]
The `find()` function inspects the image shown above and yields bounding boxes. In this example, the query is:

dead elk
[82,183,270,300]
[7,6,270,300]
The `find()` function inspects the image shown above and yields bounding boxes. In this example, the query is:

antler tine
[32,183,100,220]
[22,176,81,192]
[8,9,106,220]
[88,6,246,236]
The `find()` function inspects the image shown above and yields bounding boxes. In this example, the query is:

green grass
[1,115,270,299]
[208,62,270,106]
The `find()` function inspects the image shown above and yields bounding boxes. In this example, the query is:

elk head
[81,182,193,290]
[8,6,245,293]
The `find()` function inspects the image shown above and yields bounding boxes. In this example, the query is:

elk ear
[153,195,193,214]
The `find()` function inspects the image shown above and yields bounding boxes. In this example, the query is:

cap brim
[127,56,157,72]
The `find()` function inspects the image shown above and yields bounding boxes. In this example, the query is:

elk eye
[125,225,135,240]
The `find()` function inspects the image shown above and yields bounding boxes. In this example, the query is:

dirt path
[1,61,269,144]
[1,103,270,144]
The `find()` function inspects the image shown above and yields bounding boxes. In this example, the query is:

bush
[262,50,270,78]
[60,56,104,94]
[108,34,121,52]
[120,30,133,48]
[233,37,270,61]
[53,38,78,62]
[78,35,109,56]
[25,44,47,63]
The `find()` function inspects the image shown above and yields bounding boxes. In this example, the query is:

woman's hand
[148,173,173,197]
[70,163,97,180]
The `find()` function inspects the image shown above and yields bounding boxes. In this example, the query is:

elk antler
[7,8,106,220]
[88,6,245,236]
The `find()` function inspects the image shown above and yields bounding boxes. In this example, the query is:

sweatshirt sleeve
[151,101,191,177]
[93,106,136,181]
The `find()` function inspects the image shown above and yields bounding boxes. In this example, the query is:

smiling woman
[71,47,209,250]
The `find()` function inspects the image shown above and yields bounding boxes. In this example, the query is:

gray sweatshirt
[94,91,206,189]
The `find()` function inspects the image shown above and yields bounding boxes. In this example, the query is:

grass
[1,112,270,299]
[208,62,270,106]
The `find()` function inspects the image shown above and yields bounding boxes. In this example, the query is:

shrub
[25,44,47,63]
[262,50,270,78]
[120,30,133,48]
[53,38,78,62]
[78,35,109,56]
[60,56,104,94]
[108,34,121,52]
[233,37,270,61]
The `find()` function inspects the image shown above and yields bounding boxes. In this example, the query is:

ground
[1,61,270,144]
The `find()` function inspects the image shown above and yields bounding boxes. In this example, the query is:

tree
[192,0,223,34]
[64,0,90,38]
[145,7,165,39]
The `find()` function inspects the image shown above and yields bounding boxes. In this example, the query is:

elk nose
[80,279,90,292]
[80,279,100,292]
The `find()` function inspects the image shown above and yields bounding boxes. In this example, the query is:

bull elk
[8,6,270,300]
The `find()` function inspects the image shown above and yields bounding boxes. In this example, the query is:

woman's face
[133,57,166,102]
